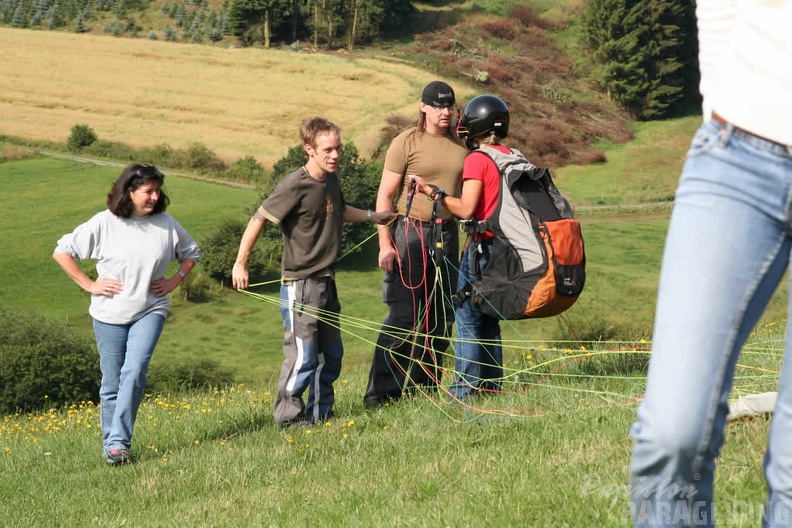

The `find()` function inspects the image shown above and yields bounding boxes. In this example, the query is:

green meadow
[0,115,786,526]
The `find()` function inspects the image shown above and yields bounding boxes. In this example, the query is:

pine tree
[73,11,87,31]
[31,0,49,26]
[0,0,15,24]
[163,23,177,40]
[187,4,205,41]
[46,3,63,29]
[582,0,698,119]
[12,2,30,27]
[173,1,187,28]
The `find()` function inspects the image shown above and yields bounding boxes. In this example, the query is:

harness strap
[429,196,444,266]
[452,238,484,307]
[404,177,417,219]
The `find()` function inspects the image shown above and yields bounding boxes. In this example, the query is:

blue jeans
[94,312,165,454]
[451,238,502,398]
[629,119,792,527]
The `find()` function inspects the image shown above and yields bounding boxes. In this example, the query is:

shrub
[199,218,273,285]
[102,19,123,36]
[173,142,227,173]
[373,114,413,160]
[0,307,100,414]
[178,271,213,302]
[139,143,176,167]
[67,124,98,152]
[510,4,546,29]
[125,18,142,37]
[147,358,235,393]
[164,25,178,41]
[481,20,517,40]
[486,62,518,83]
[225,155,268,184]
[83,139,136,160]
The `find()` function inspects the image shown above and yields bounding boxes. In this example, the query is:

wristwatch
[366,209,373,222]
[429,188,446,202]
[177,270,187,279]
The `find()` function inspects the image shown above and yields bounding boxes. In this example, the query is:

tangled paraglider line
[238,216,782,421]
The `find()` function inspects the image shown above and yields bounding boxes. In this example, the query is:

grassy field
[557,116,701,206]
[0,335,780,527]
[0,27,478,169]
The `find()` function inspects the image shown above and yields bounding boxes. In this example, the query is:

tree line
[0,0,413,48]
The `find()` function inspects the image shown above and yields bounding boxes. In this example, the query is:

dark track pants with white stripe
[274,277,343,426]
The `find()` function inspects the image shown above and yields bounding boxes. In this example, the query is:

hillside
[0,0,635,169]
[389,3,635,167]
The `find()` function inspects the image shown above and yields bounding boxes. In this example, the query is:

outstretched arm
[411,175,483,220]
[376,168,403,273]
[343,206,397,224]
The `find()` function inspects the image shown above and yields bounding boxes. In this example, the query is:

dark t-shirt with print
[260,167,345,280]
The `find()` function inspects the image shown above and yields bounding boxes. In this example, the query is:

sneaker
[105,448,133,466]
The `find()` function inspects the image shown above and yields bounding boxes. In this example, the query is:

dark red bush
[481,20,517,40]
[510,4,546,29]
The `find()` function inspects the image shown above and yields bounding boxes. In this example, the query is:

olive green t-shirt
[260,167,345,280]
[385,127,467,221]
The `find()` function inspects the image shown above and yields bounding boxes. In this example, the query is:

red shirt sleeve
[463,150,502,222]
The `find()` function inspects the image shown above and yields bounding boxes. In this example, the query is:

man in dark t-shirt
[232,117,395,427]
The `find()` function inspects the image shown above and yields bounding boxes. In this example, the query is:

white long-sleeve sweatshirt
[55,210,202,324]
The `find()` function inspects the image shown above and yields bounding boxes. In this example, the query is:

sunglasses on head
[133,164,165,179]
[125,164,165,190]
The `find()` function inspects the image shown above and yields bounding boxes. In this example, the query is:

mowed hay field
[0,27,476,168]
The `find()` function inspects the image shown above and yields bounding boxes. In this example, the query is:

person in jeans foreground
[53,164,201,465]
[232,117,394,427]
[629,1,792,526]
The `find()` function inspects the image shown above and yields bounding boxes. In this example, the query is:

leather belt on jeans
[711,111,790,150]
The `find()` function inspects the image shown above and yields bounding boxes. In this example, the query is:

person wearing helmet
[364,80,468,408]
[412,94,511,399]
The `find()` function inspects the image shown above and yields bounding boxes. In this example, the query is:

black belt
[397,215,456,226]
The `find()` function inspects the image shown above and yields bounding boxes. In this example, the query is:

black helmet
[457,94,510,148]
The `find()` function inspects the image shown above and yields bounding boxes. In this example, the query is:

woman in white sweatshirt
[53,163,201,465]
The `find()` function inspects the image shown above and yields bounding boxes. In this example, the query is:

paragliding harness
[406,177,446,267]
[453,146,586,320]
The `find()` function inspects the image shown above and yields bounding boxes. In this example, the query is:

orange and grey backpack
[457,145,586,320]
